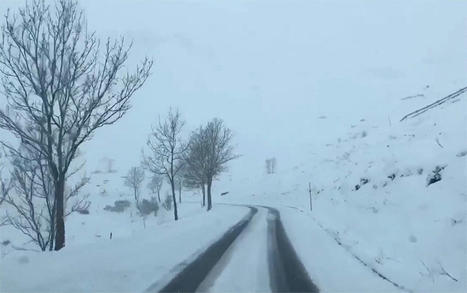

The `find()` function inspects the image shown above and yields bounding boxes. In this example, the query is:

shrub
[139,197,159,216]
[162,194,172,211]
[77,208,90,215]
[104,200,131,213]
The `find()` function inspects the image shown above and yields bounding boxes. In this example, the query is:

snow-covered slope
[222,92,467,292]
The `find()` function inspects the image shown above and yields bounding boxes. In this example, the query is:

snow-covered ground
[0,201,248,293]
[221,93,467,292]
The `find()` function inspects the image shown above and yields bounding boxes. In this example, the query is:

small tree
[147,174,163,202]
[265,157,277,174]
[124,167,145,210]
[0,0,152,250]
[143,109,187,220]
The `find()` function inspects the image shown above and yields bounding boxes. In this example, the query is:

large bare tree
[184,128,208,206]
[0,0,152,250]
[185,119,238,211]
[143,109,186,220]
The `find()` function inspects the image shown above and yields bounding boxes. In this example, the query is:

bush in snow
[139,197,159,216]
[162,194,172,211]
[76,207,90,215]
[354,178,369,191]
[104,200,131,213]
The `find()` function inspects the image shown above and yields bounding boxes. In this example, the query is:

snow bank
[0,204,248,293]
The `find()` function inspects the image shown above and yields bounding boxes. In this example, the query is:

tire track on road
[263,206,319,293]
[151,204,319,293]
[145,206,257,293]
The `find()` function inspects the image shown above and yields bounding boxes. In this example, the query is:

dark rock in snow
[426,165,446,186]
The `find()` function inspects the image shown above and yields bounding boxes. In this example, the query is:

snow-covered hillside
[222,91,467,292]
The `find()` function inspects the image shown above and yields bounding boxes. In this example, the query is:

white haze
[0,0,465,189]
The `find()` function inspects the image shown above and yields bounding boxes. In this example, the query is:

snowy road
[155,205,318,293]
[197,208,271,292]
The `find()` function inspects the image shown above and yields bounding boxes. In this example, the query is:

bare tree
[147,174,163,202]
[143,109,186,220]
[185,119,238,211]
[102,157,116,173]
[124,167,145,210]
[203,119,238,210]
[0,0,152,250]
[184,128,208,206]
[265,157,276,174]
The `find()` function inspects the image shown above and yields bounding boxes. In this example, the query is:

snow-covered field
[0,200,248,293]
[0,0,466,292]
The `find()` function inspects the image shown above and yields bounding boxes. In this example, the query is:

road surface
[150,205,319,293]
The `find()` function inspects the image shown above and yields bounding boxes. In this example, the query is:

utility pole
[308,182,313,211]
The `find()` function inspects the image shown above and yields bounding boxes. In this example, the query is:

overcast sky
[0,0,466,189]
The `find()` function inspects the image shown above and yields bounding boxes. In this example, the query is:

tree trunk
[54,177,65,250]
[134,188,139,210]
[201,184,206,207]
[157,190,161,202]
[171,180,178,220]
[178,184,181,204]
[49,204,55,251]
[207,180,212,211]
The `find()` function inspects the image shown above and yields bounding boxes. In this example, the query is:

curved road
[148,205,319,293]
